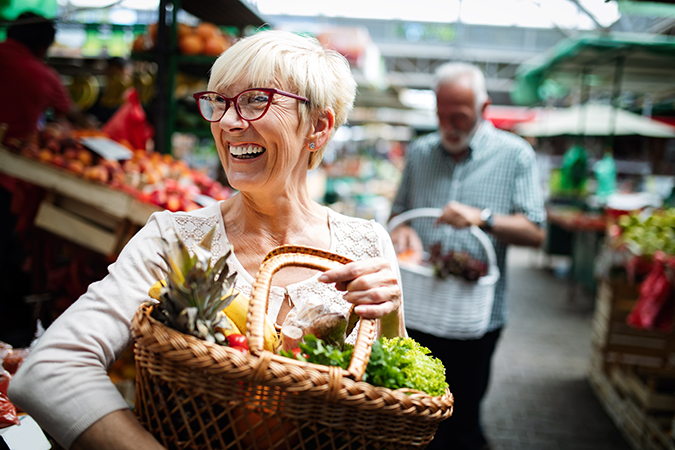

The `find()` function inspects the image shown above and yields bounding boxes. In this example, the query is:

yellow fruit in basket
[148,279,278,352]
[223,291,279,353]
[148,279,166,300]
[216,315,241,338]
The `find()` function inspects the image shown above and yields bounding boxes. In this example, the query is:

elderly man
[389,62,546,450]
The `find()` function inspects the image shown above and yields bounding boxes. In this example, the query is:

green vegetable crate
[132,245,454,450]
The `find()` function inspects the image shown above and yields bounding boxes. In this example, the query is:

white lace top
[8,201,401,449]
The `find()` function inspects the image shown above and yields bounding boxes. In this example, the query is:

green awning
[0,0,57,21]
[510,33,675,106]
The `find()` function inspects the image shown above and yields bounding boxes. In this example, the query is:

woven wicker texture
[132,245,454,450]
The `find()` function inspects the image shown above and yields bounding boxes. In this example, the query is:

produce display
[610,208,675,257]
[133,21,233,57]
[0,342,29,429]
[6,124,233,212]
[148,226,448,396]
[606,208,675,333]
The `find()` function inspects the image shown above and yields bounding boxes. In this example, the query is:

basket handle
[387,208,499,280]
[247,245,378,381]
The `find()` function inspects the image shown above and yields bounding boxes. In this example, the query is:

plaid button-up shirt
[391,120,546,333]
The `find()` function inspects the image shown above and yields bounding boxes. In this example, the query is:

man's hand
[436,201,546,247]
[437,201,483,228]
[389,224,424,264]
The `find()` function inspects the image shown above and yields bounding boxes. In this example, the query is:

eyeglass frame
[192,88,311,123]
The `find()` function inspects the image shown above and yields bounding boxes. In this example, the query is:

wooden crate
[610,365,675,413]
[589,363,645,450]
[592,280,675,370]
[593,361,675,450]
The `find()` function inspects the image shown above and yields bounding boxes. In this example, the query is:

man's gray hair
[432,62,489,110]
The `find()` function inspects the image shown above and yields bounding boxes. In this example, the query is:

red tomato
[226,334,248,350]
[291,348,307,360]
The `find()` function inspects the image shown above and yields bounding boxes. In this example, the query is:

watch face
[481,209,492,221]
[481,209,493,228]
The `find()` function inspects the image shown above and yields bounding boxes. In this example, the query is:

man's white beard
[441,119,481,155]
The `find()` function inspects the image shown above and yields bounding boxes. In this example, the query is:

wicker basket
[131,245,454,450]
[388,208,500,340]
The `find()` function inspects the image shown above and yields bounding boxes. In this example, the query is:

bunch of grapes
[428,243,488,282]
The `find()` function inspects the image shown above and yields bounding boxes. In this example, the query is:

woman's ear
[307,108,335,150]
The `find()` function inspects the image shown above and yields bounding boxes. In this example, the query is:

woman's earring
[309,142,316,150]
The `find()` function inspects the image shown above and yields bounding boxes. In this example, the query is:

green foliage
[283,335,448,396]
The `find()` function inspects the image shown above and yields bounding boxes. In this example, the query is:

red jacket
[0,38,71,142]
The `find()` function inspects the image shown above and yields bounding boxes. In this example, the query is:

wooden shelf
[0,147,160,226]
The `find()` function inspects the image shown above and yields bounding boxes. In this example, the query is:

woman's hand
[318,258,401,320]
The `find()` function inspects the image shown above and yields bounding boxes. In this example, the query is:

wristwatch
[480,208,495,231]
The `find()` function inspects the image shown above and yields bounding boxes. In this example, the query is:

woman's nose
[218,105,246,129]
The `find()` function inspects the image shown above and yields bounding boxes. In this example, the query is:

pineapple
[151,225,237,345]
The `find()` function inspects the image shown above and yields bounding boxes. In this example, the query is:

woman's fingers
[318,258,401,319]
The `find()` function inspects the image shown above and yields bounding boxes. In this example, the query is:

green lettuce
[378,337,448,397]
[286,335,448,396]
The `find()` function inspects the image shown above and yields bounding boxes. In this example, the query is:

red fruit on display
[63,146,77,158]
[38,149,53,163]
[149,189,168,207]
[52,154,66,168]
[65,159,85,175]
[77,149,93,166]
[45,139,61,153]
[165,194,181,212]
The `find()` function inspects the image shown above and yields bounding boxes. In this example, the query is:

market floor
[480,247,631,450]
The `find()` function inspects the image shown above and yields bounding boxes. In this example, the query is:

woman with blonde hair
[9,29,405,450]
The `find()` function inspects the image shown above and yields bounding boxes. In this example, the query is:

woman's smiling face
[211,80,311,194]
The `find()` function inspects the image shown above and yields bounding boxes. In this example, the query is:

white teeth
[229,145,264,157]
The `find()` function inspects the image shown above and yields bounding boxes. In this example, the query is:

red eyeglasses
[192,88,310,122]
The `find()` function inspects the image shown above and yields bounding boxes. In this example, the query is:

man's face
[435,77,483,154]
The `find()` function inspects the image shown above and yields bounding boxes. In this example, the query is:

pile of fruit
[133,21,233,57]
[1,342,29,429]
[610,208,675,257]
[9,124,233,212]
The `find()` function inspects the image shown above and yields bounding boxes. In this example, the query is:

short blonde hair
[208,30,357,170]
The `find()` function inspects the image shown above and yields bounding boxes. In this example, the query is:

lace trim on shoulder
[172,214,223,258]
[330,213,381,260]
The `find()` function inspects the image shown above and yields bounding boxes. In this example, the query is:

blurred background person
[389,62,546,450]
[0,12,73,145]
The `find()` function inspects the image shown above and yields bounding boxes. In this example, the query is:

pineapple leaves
[150,226,238,345]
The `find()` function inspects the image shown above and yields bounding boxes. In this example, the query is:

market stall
[589,208,675,450]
